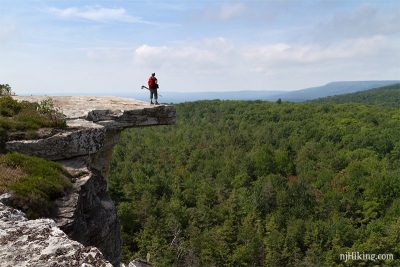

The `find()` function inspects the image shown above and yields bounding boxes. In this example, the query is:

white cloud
[134,35,399,71]
[203,37,234,50]
[135,45,168,59]
[48,6,147,23]
[134,42,225,70]
[242,35,395,66]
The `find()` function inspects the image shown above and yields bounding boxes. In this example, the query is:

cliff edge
[1,96,176,266]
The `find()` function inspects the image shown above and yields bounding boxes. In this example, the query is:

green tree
[0,84,12,96]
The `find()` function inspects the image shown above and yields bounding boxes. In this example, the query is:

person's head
[152,73,156,77]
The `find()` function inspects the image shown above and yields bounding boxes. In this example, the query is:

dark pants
[150,88,158,100]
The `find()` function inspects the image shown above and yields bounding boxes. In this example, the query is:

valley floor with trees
[109,99,400,266]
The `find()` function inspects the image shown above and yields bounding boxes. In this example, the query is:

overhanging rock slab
[7,96,176,160]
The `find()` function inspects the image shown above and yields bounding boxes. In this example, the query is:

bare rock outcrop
[0,202,112,267]
[2,96,176,266]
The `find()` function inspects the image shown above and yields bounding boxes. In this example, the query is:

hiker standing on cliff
[148,73,159,105]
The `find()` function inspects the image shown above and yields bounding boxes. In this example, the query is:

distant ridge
[118,80,400,103]
[312,83,400,107]
[272,80,400,102]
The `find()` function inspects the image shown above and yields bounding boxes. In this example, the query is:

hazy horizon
[15,80,399,96]
[14,80,399,105]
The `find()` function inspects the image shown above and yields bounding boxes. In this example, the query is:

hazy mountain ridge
[273,80,400,102]
[126,80,400,103]
[312,83,400,107]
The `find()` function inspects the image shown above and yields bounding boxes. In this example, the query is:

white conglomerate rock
[0,203,112,267]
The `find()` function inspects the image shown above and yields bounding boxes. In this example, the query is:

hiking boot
[150,101,154,105]
[155,101,159,105]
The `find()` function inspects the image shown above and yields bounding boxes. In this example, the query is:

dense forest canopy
[109,99,400,266]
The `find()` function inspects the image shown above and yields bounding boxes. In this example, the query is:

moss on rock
[0,152,72,218]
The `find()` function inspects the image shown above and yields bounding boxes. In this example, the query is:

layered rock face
[2,96,176,266]
[54,157,122,266]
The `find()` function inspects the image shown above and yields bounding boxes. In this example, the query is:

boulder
[0,202,112,267]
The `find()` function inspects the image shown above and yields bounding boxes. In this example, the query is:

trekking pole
[141,85,162,97]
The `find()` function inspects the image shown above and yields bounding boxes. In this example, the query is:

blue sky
[1,0,399,95]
